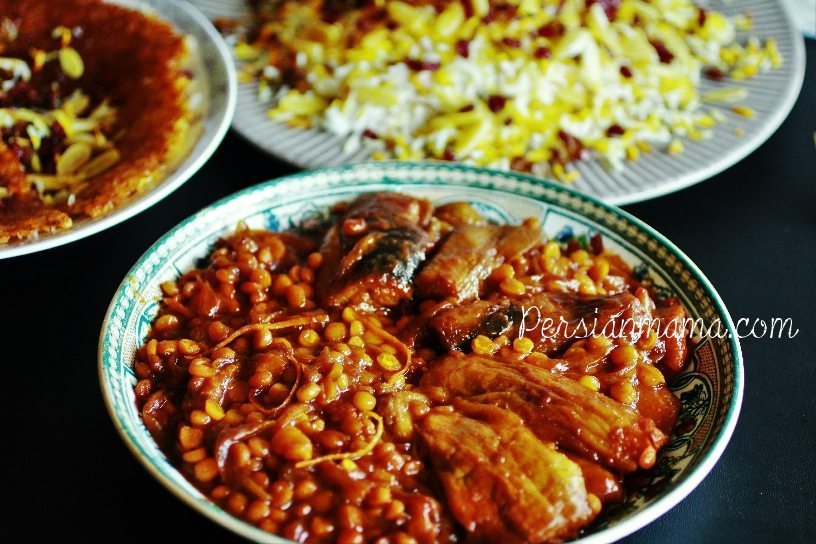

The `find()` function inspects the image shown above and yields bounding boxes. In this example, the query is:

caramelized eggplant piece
[655,302,689,371]
[415,225,504,301]
[566,454,623,505]
[433,201,488,227]
[520,290,653,352]
[494,223,543,263]
[430,291,643,353]
[316,193,435,309]
[416,224,541,301]
[422,354,666,473]
[427,299,521,349]
[634,382,681,436]
[429,299,512,350]
[419,399,595,543]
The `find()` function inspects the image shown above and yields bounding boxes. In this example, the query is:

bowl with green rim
[99,161,743,543]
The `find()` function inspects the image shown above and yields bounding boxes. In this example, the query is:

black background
[3,40,814,544]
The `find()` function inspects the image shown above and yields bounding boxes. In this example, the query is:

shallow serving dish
[100,162,743,543]
[0,0,236,259]
[192,0,803,205]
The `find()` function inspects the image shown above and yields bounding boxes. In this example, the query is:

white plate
[193,0,804,205]
[0,0,237,259]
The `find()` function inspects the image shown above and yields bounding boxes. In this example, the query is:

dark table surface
[4,39,814,544]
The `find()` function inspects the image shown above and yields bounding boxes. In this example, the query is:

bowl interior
[100,162,742,543]
[0,0,236,259]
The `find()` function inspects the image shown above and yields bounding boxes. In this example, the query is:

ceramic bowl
[100,162,743,543]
